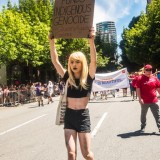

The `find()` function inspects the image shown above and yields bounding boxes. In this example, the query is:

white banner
[92,68,130,92]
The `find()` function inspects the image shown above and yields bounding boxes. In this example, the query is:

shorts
[130,85,136,91]
[37,96,43,101]
[64,108,91,133]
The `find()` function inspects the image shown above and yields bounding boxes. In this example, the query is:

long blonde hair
[68,52,88,89]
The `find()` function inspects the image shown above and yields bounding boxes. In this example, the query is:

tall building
[147,0,152,4]
[96,21,117,43]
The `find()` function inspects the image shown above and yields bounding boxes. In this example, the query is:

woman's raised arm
[88,28,97,79]
[48,34,66,78]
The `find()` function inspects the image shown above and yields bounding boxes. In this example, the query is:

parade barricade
[0,88,37,107]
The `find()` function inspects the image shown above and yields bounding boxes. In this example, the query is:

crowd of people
[0,80,65,107]
[1,66,160,107]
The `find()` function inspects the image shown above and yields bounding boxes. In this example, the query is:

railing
[0,87,60,107]
[0,89,37,107]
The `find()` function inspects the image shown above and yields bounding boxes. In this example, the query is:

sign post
[51,0,95,38]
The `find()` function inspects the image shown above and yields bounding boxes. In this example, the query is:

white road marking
[91,112,108,138]
[0,114,47,136]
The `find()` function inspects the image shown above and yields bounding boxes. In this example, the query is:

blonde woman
[49,28,96,160]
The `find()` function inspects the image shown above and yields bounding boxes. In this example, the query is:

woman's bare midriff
[67,97,89,110]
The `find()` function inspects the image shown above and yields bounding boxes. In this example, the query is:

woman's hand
[139,98,144,105]
[88,27,96,41]
[48,32,54,41]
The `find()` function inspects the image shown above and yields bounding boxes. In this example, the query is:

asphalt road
[0,92,160,160]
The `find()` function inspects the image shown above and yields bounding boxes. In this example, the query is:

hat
[144,64,152,69]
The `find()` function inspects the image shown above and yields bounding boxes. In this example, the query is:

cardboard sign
[51,0,95,38]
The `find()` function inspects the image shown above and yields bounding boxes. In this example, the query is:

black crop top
[63,71,94,98]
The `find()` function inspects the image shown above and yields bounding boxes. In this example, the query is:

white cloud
[93,0,131,26]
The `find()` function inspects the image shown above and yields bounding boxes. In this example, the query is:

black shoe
[140,126,145,132]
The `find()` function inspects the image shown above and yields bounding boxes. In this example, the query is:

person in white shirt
[47,81,54,104]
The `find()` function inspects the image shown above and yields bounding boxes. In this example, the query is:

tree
[0,9,50,67]
[95,34,117,71]
[0,0,109,83]
[120,0,160,69]
[0,0,54,83]
[19,0,54,25]
[147,0,160,68]
[119,16,142,72]
[55,38,109,69]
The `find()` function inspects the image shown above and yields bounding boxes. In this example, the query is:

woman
[49,28,96,160]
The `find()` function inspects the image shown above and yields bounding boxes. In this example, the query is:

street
[0,92,160,160]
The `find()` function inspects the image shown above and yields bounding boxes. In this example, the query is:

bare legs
[65,129,77,160]
[64,129,94,160]
[79,132,94,160]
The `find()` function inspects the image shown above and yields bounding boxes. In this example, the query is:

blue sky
[0,0,147,52]
[94,0,146,51]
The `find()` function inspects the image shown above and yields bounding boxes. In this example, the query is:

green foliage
[0,10,29,63]
[0,9,50,67]
[95,34,117,70]
[120,0,160,69]
[96,49,109,67]
[19,0,54,25]
[0,0,53,67]
[55,38,109,68]
[0,0,108,74]
[55,38,89,68]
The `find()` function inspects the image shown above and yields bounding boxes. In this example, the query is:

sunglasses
[145,69,152,71]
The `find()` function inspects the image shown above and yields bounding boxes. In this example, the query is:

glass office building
[96,21,117,44]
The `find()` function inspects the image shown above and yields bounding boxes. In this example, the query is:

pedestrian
[58,80,64,95]
[47,81,54,104]
[122,88,127,97]
[131,72,139,101]
[100,91,107,100]
[136,64,160,132]
[49,27,96,160]
[30,83,36,101]
[128,73,134,96]
[92,91,98,100]
[3,85,10,106]
[0,85,3,106]
[35,82,43,107]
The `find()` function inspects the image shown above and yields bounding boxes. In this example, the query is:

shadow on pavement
[28,106,43,108]
[120,100,136,102]
[117,130,160,138]
[89,99,134,103]
[89,100,119,103]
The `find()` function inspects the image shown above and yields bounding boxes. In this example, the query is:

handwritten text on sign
[52,0,95,38]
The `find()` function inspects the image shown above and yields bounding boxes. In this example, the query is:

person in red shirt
[136,64,160,132]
